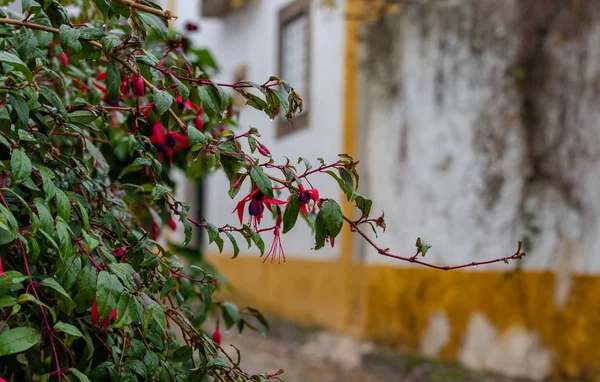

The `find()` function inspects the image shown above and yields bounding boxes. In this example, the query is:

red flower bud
[120,74,128,94]
[132,74,145,97]
[185,22,199,32]
[169,218,177,231]
[91,297,99,326]
[211,329,221,345]
[257,142,271,157]
[151,221,159,241]
[111,308,117,321]
[102,315,110,333]
[194,112,204,131]
[60,52,68,67]
[0,257,4,276]
[114,247,126,258]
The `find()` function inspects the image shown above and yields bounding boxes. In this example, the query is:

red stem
[344,216,525,270]
[17,239,62,382]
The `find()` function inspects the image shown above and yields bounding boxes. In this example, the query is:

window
[278,0,310,136]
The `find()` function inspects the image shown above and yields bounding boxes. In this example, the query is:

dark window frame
[277,0,311,137]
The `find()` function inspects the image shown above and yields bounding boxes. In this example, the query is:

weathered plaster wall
[357,0,600,379]
[359,0,600,273]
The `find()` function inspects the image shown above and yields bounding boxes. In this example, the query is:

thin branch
[343,215,526,270]
[112,0,177,20]
[17,239,62,382]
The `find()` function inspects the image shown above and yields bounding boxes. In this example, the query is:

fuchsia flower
[60,52,68,67]
[233,187,285,231]
[0,257,4,276]
[264,207,285,264]
[194,112,204,131]
[169,218,177,230]
[131,74,145,97]
[212,321,221,345]
[175,94,184,110]
[151,220,159,241]
[185,22,199,32]
[149,121,189,166]
[298,184,319,216]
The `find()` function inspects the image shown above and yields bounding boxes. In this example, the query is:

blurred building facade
[170,0,600,380]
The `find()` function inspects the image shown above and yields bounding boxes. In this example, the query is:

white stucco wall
[173,0,346,259]
[357,1,600,273]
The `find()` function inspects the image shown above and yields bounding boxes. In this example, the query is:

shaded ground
[211,316,530,382]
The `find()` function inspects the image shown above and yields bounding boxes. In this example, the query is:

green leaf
[39,86,67,115]
[106,60,121,104]
[74,265,96,311]
[55,217,73,259]
[159,277,175,299]
[182,216,192,246]
[69,368,92,382]
[222,302,240,329]
[136,12,168,39]
[108,263,136,290]
[39,167,56,201]
[55,189,71,221]
[35,202,54,234]
[314,210,327,250]
[76,201,90,230]
[59,256,81,291]
[59,25,81,51]
[0,327,41,356]
[247,307,270,331]
[187,125,207,151]
[224,232,240,259]
[0,51,32,81]
[0,295,17,308]
[135,49,158,66]
[119,157,153,178]
[96,271,124,318]
[246,226,265,255]
[113,293,140,328]
[41,277,74,304]
[205,221,224,252]
[0,204,18,232]
[170,346,193,362]
[9,94,29,125]
[68,110,99,124]
[140,293,166,335]
[54,322,84,338]
[320,200,343,239]
[249,166,273,199]
[0,271,27,295]
[79,26,105,40]
[85,139,109,173]
[197,84,222,116]
[153,88,173,116]
[144,351,159,376]
[416,237,432,256]
[338,167,354,201]
[282,193,300,234]
[352,193,372,218]
[11,148,32,185]
[298,157,312,171]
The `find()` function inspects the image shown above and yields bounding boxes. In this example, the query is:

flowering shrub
[0,1,527,381]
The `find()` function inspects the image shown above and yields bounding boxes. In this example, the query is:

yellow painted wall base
[209,254,600,378]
